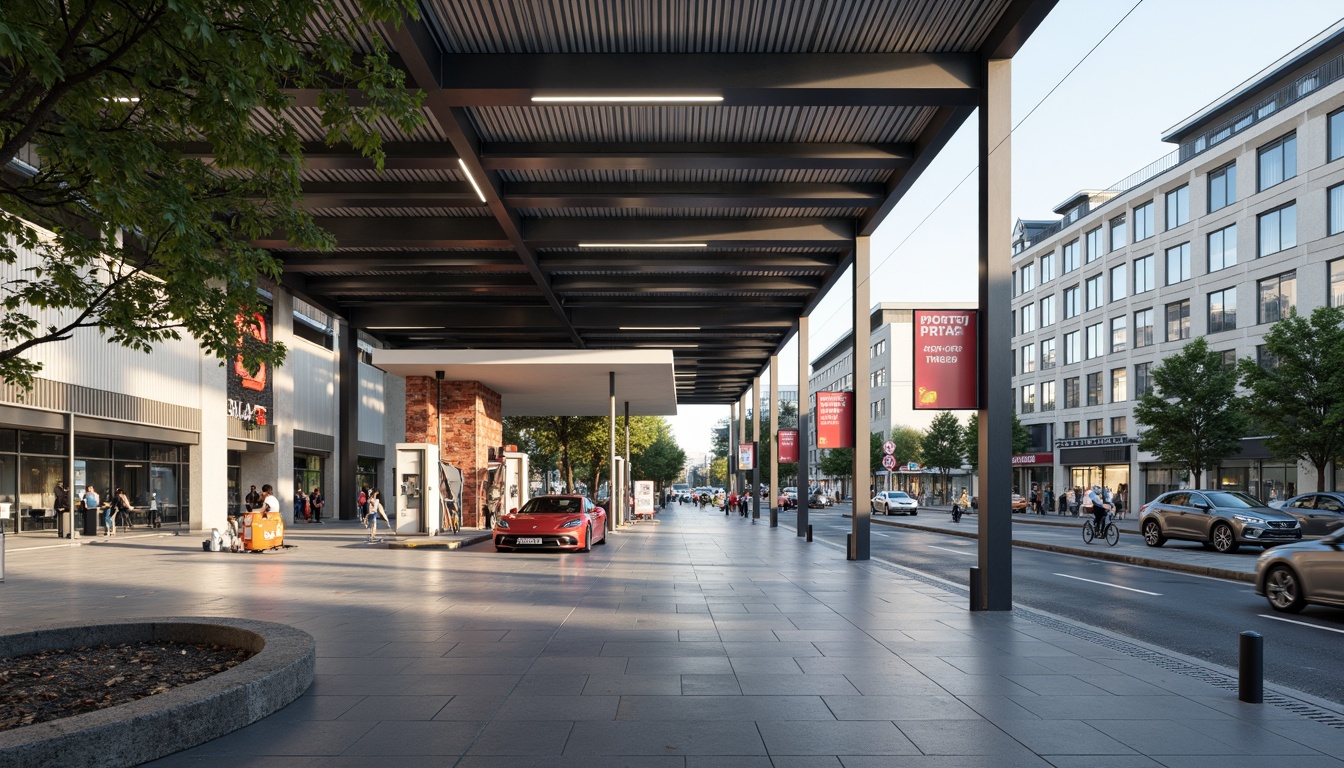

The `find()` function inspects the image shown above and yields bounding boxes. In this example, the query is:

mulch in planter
[0,640,254,731]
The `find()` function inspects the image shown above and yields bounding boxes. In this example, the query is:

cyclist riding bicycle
[1087,485,1109,534]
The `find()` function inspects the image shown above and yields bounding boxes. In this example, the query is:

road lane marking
[874,532,890,537]
[1258,614,1344,635]
[1053,573,1161,595]
[929,545,976,556]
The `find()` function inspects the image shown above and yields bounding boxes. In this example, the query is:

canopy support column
[850,238,872,560]
[769,355,779,527]
[797,315,810,536]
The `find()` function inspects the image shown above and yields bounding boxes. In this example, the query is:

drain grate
[863,557,1344,730]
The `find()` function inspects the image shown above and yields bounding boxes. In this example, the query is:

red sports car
[494,494,607,552]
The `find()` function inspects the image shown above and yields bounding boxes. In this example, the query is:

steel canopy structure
[263,0,1054,407]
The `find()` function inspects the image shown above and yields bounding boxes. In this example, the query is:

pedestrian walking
[1114,484,1127,520]
[244,485,261,512]
[115,487,132,530]
[309,487,325,524]
[1066,487,1078,516]
[149,492,161,528]
[83,485,105,536]
[358,486,369,527]
[1044,485,1055,516]
[366,489,391,540]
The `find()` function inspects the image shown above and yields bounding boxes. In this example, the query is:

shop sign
[815,391,855,448]
[737,441,756,471]
[1055,435,1132,449]
[1011,453,1055,466]
[227,303,274,430]
[777,429,799,463]
[912,309,979,410]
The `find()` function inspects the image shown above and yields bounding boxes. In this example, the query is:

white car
[872,490,919,516]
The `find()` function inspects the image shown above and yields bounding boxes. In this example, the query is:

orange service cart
[241,512,285,551]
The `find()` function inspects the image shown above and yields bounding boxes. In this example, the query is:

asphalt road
[786,504,1344,707]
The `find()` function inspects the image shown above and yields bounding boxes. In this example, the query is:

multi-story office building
[1010,22,1344,505]
[808,302,975,498]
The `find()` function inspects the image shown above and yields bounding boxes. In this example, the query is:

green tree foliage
[505,415,676,498]
[1134,338,1246,489]
[921,412,965,503]
[961,412,1031,471]
[0,0,425,389]
[1238,306,1344,491]
[819,447,852,481]
[631,434,688,490]
[888,426,923,468]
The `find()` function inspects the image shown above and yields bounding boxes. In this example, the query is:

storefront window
[152,464,180,524]
[228,451,242,516]
[1144,466,1190,503]
[20,456,64,532]
[73,458,111,531]
[294,453,323,502]
[21,431,66,456]
[1,453,16,533]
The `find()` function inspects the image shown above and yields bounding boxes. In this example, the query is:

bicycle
[1081,509,1119,546]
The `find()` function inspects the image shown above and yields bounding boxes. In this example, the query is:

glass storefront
[227,450,242,516]
[355,457,381,520]
[1144,460,1298,505]
[294,453,324,503]
[1068,464,1130,497]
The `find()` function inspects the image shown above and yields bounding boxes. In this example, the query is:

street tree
[1238,306,1344,491]
[0,0,425,390]
[886,425,922,492]
[961,412,1031,471]
[1134,338,1247,489]
[819,447,853,488]
[921,411,965,503]
[632,431,688,491]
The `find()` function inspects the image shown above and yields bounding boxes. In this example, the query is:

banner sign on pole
[816,391,855,448]
[633,481,656,518]
[777,429,799,464]
[912,309,979,410]
[737,442,756,471]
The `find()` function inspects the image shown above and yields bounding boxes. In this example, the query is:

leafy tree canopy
[1134,337,1246,489]
[0,0,425,389]
[961,412,1031,471]
[921,411,965,503]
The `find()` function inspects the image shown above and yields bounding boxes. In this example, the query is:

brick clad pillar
[404,377,501,529]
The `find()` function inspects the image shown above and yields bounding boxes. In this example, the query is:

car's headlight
[495,518,510,529]
[560,518,583,528]
[1233,514,1262,525]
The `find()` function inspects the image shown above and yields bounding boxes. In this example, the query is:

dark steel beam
[482,142,912,171]
[860,106,974,237]
[569,305,797,328]
[539,252,841,273]
[294,181,480,208]
[983,0,1060,60]
[307,274,539,292]
[174,141,461,171]
[254,217,510,249]
[279,251,524,274]
[351,303,560,329]
[553,275,819,292]
[523,218,853,248]
[504,182,885,209]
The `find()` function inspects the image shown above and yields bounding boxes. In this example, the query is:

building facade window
[1085,322,1104,359]
[1064,421,1080,438]
[1109,263,1126,302]
[1135,362,1152,397]
[1257,344,1279,371]
[1331,259,1344,308]
[1166,242,1191,284]
[1087,418,1104,437]
[1111,368,1128,403]
[1085,228,1103,263]
[1134,308,1154,348]
[1064,331,1080,365]
[1133,201,1154,241]
[1040,295,1056,327]
[1133,254,1155,293]
[1166,299,1190,341]
[1110,215,1127,251]
[1086,372,1102,406]
[1040,251,1056,283]
[1166,185,1189,229]
[1331,108,1344,163]
[1208,223,1237,272]
[1022,344,1036,373]
[1064,285,1080,318]
[871,339,887,357]
[1110,315,1127,352]
[1220,349,1238,369]
[1258,271,1296,324]
[1257,133,1297,191]
[1021,384,1035,414]
[1021,262,1037,293]
[1208,287,1237,333]
[1111,416,1128,435]
[1041,337,1057,369]
[870,368,886,387]
[1063,239,1080,273]
[1085,274,1105,311]
[1258,202,1297,257]
[1041,380,1056,411]
[872,399,887,419]
[1209,162,1237,213]
[1329,183,1344,237]
[1021,303,1036,333]
[1064,378,1079,409]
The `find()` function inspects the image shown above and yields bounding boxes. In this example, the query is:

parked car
[1011,493,1028,512]
[1255,529,1344,612]
[871,490,919,516]
[809,490,834,507]
[494,494,607,552]
[1276,493,1344,538]
[1140,490,1301,553]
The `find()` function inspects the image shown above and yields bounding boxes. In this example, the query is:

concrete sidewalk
[3,503,1343,766]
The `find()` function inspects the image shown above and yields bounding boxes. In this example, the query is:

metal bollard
[846,533,854,560]
[1239,631,1263,703]
[806,524,813,542]
[969,566,981,611]
[1,529,6,582]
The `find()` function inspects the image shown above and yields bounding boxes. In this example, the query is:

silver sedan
[1255,530,1344,613]
[871,490,919,516]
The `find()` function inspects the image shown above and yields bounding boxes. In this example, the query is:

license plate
[516,537,543,545]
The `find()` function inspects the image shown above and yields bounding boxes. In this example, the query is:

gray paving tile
[757,720,920,755]
[842,673,950,697]
[458,758,682,768]
[1087,719,1250,755]
[617,695,834,721]
[681,673,743,695]
[187,721,375,756]
[894,719,1035,756]
[823,695,982,721]
[738,674,861,695]
[730,657,805,675]
[600,641,727,657]
[840,757,1055,768]
[563,720,767,755]
[993,719,1137,755]
[336,695,453,721]
[625,656,734,675]
[495,694,619,720]
[529,656,630,675]
[466,720,575,755]
[513,673,589,696]
[264,694,365,722]
[583,674,683,695]
[340,720,484,756]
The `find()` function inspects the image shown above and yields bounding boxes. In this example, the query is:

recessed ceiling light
[620,326,701,331]
[578,243,707,249]
[457,158,487,203]
[531,95,723,104]
[365,326,443,330]
[637,343,698,348]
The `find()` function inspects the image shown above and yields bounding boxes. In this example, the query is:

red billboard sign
[1011,453,1055,466]
[737,442,756,471]
[815,391,855,448]
[777,429,799,463]
[912,309,979,410]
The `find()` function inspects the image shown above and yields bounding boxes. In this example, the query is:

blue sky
[669,0,1344,457]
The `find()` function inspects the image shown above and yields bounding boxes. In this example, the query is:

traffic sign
[882,440,896,455]
[881,454,897,470]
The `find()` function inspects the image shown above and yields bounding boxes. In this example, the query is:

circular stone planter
[0,617,314,768]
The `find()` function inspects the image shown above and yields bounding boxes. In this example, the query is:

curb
[0,617,315,768]
[859,515,1256,583]
[386,532,492,549]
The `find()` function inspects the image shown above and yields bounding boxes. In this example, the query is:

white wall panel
[358,363,386,443]
[288,338,336,435]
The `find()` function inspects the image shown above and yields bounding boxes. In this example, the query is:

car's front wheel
[1211,522,1239,553]
[1264,564,1306,613]
[1142,519,1165,547]
[578,524,592,553]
